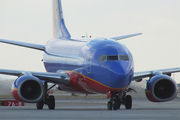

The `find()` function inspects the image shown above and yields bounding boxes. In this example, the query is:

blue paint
[53,0,71,39]
[44,38,134,89]
[45,0,134,90]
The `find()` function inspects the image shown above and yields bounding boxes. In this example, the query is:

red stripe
[11,88,22,101]
[66,71,128,94]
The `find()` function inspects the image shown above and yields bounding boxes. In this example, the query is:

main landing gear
[36,82,56,110]
[107,89,134,110]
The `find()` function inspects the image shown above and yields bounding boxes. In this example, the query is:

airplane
[0,0,180,110]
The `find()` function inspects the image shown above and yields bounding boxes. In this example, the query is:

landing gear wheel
[36,99,44,110]
[107,101,112,110]
[117,99,121,109]
[125,95,132,109]
[113,100,118,110]
[48,95,55,110]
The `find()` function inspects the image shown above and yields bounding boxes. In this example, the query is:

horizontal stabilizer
[111,33,142,41]
[0,38,45,51]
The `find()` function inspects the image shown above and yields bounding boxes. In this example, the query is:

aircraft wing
[0,38,45,51]
[0,69,70,85]
[133,67,180,82]
[110,33,142,41]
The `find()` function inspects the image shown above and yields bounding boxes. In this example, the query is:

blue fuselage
[43,38,134,93]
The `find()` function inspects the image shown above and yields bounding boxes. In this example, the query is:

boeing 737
[0,0,180,110]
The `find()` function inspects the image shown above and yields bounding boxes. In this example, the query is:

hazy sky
[0,0,180,82]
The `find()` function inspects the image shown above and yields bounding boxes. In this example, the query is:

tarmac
[0,78,180,120]
[0,98,180,120]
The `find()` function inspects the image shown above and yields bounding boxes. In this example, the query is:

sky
[0,0,180,82]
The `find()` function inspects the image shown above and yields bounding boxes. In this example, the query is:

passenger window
[107,56,118,60]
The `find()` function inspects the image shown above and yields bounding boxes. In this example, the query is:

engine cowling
[145,74,178,102]
[11,75,44,103]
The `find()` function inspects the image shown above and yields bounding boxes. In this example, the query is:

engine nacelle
[11,75,44,103]
[145,74,178,102]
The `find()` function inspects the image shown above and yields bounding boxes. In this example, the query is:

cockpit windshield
[107,56,118,60]
[98,55,130,63]
[119,55,129,61]
[98,55,107,63]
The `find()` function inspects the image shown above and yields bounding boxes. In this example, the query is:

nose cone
[108,61,133,88]
[110,61,131,75]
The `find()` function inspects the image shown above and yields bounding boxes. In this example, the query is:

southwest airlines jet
[0,0,180,110]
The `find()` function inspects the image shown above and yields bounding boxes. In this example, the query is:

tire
[36,99,44,110]
[125,95,132,109]
[113,101,118,110]
[48,95,55,110]
[107,101,112,110]
[117,100,121,109]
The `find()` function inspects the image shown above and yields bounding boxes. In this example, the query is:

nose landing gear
[107,90,133,110]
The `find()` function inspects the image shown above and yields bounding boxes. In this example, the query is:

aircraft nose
[109,61,131,75]
[108,62,133,88]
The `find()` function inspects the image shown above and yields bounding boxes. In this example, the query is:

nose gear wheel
[107,91,132,110]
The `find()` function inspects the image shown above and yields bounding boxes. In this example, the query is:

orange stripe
[65,70,129,90]
[12,88,17,91]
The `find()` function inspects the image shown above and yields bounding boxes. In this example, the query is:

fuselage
[43,38,134,94]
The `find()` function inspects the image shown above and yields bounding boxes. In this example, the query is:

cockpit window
[98,54,130,63]
[119,55,129,61]
[107,56,118,60]
[98,55,107,63]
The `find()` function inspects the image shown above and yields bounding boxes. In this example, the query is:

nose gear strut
[107,89,134,110]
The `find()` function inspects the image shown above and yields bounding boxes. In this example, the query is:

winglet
[110,33,142,41]
[52,0,71,39]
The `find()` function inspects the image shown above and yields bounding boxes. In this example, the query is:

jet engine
[145,74,178,102]
[11,75,44,103]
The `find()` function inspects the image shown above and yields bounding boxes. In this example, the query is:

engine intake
[146,74,178,102]
[12,75,44,103]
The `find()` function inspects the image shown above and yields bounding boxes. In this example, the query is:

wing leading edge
[133,67,180,82]
[1,67,179,85]
[0,69,70,85]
